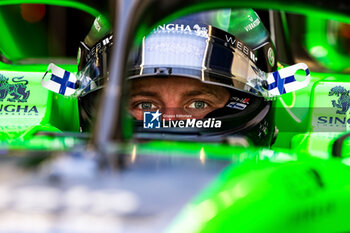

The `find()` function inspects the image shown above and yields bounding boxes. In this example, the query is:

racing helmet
[127,9,278,146]
[76,16,113,132]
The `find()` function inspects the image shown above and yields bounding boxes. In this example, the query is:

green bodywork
[117,140,350,232]
[116,1,350,231]
[0,0,350,232]
[0,0,108,150]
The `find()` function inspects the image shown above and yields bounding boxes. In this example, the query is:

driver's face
[129,77,230,120]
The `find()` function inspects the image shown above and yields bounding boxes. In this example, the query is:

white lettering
[184,25,192,32]
[166,24,175,30]
[162,119,169,128]
[225,35,236,45]
[186,119,196,127]
[144,122,153,128]
[172,120,178,127]
[175,24,184,31]
[203,119,210,128]
[237,41,242,50]
[244,18,261,32]
[158,24,165,31]
[178,121,184,127]
[160,118,222,128]
[243,46,249,55]
[250,51,257,62]
[196,120,203,128]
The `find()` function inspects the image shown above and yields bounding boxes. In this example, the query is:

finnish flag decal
[41,63,79,96]
[267,63,310,97]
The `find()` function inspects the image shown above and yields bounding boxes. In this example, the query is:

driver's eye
[137,102,157,110]
[188,101,208,109]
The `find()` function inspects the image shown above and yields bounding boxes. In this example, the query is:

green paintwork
[0,66,81,150]
[127,2,350,232]
[0,0,350,232]
[0,0,346,154]
[0,1,107,62]
[272,70,350,158]
[0,0,106,149]
[0,0,102,17]
[135,0,350,44]
[165,157,350,233]
[111,140,350,232]
[305,16,350,73]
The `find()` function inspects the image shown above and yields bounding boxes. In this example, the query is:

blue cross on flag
[266,63,310,97]
[41,63,79,96]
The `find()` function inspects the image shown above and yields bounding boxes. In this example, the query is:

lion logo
[0,74,30,102]
[329,86,350,115]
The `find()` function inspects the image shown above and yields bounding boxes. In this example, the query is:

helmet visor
[128,22,270,97]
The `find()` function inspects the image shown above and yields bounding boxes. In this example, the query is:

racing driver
[126,9,279,146]
[51,9,309,146]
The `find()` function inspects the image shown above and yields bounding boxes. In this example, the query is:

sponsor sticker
[0,105,38,116]
[224,34,258,63]
[230,97,250,104]
[0,75,30,103]
[0,74,38,116]
[268,47,275,67]
[226,102,247,110]
[244,15,261,32]
[153,23,209,37]
[312,83,350,132]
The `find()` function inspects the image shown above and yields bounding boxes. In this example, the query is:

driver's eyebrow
[183,88,222,99]
[130,91,159,98]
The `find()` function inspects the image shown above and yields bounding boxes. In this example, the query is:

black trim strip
[332,132,350,158]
